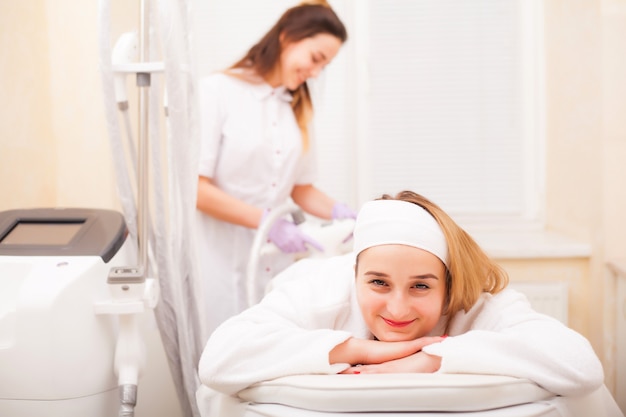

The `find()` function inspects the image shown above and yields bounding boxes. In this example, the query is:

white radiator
[507,281,569,325]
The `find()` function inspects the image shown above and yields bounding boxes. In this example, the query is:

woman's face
[355,244,447,342]
[277,33,342,89]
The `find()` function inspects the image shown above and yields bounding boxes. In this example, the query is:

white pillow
[238,373,554,413]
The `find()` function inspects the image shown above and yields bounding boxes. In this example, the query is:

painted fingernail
[442,334,448,339]
[354,371,361,374]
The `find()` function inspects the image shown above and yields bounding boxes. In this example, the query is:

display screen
[0,221,84,245]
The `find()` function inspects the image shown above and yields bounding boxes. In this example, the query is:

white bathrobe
[198,253,604,398]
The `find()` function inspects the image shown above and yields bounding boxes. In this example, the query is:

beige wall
[541,0,626,356]
[601,1,626,261]
[0,1,136,212]
[599,0,626,397]
[543,0,604,350]
[1,0,625,390]
[0,1,56,208]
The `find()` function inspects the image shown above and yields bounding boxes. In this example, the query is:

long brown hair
[228,2,347,151]
[378,191,509,316]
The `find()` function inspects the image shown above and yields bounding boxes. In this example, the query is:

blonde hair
[378,191,509,316]
[227,2,347,151]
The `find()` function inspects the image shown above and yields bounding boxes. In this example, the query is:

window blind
[359,0,530,217]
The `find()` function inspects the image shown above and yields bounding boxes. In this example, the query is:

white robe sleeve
[198,256,356,395]
[422,289,604,397]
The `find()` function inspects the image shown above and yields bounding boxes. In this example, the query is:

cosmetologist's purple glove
[331,202,357,220]
[265,215,324,254]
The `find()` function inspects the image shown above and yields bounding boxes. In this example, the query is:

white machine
[0,207,157,416]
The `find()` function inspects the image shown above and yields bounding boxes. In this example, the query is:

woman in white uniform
[199,190,604,400]
[196,1,355,335]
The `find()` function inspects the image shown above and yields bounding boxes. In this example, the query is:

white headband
[353,199,449,267]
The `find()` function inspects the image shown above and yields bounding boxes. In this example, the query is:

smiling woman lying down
[197,190,620,417]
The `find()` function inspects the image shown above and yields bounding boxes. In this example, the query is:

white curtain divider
[154,0,205,416]
[98,0,205,416]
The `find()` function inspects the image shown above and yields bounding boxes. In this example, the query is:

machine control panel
[0,208,128,263]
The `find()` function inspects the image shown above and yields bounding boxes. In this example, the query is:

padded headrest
[237,373,554,413]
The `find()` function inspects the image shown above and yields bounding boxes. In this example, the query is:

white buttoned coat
[196,72,317,335]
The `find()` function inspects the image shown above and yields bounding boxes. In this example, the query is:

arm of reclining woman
[420,289,604,397]
[330,337,442,374]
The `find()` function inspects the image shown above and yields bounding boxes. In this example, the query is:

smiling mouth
[382,318,415,328]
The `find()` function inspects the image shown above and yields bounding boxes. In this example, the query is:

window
[314,0,545,227]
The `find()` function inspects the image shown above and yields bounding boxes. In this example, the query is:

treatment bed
[196,373,623,417]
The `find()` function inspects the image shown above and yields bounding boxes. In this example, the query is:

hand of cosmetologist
[331,202,357,220]
[266,217,324,254]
